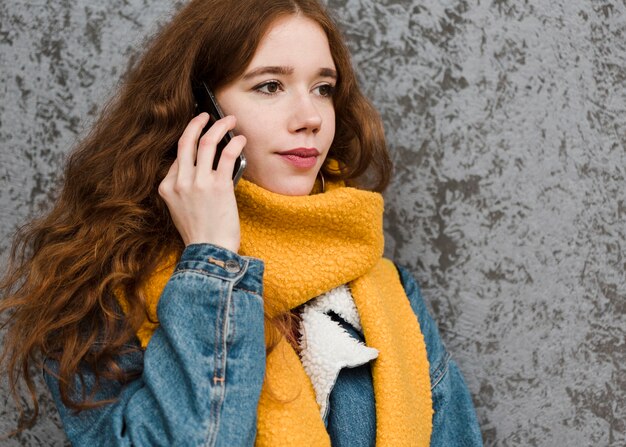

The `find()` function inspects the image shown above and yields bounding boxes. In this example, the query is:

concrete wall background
[1,0,624,445]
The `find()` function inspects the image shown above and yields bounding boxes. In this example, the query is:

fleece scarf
[128,178,432,446]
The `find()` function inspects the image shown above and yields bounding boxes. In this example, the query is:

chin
[251,175,317,196]
[273,179,317,196]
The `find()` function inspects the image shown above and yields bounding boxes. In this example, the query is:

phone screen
[195,82,246,184]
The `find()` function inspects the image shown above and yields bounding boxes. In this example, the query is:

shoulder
[392,263,431,324]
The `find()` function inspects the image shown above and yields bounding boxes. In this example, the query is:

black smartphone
[194,82,246,185]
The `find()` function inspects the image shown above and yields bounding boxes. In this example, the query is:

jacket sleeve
[44,243,266,447]
[396,264,484,447]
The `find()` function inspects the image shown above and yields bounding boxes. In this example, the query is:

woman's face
[215,15,337,196]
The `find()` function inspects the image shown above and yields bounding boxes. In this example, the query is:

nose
[288,92,322,135]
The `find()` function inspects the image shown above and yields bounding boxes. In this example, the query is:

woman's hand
[158,113,246,252]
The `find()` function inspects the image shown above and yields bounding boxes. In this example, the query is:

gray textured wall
[1,0,624,445]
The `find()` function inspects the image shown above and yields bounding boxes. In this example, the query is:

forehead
[248,15,335,69]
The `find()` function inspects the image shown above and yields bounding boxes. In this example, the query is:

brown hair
[0,0,391,430]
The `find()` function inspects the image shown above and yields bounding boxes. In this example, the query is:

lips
[277,148,320,157]
[277,147,319,169]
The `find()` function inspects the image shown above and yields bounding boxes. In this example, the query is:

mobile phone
[194,82,246,185]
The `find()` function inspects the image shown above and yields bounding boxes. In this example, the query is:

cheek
[328,110,336,133]
[324,110,336,145]
[234,111,269,149]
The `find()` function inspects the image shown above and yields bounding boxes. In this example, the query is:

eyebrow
[241,66,337,80]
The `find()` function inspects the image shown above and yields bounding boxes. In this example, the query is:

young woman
[0,0,482,445]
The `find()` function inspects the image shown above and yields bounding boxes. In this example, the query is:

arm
[396,265,483,447]
[44,243,266,447]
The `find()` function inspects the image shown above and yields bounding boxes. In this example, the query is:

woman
[0,0,482,445]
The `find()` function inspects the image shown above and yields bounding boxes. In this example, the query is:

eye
[315,84,336,98]
[255,81,282,95]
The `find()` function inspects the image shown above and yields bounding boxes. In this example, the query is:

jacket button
[224,259,240,273]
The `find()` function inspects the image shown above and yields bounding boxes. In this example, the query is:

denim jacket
[44,244,483,446]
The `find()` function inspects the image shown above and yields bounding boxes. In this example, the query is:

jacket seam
[168,269,264,300]
[204,268,240,446]
[233,286,263,299]
[173,267,240,280]
[430,351,451,389]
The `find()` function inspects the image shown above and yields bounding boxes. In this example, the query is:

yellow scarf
[130,179,432,446]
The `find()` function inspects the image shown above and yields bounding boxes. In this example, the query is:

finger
[177,113,210,179]
[164,158,179,179]
[215,135,246,184]
[195,115,237,173]
[158,159,179,198]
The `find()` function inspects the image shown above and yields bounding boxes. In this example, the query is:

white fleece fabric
[298,285,379,419]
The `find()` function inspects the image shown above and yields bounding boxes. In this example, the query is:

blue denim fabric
[44,244,482,446]
[45,244,267,446]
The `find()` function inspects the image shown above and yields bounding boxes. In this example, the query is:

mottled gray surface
[1,0,624,445]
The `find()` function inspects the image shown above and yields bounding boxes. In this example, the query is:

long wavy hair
[0,0,391,430]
